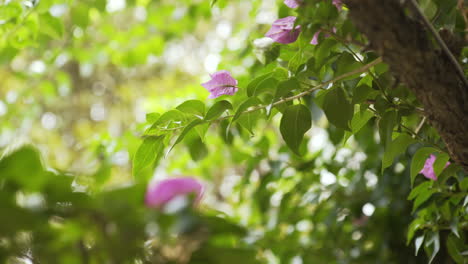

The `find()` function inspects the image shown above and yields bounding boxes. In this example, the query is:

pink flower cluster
[267,0,342,45]
[198,0,343,99]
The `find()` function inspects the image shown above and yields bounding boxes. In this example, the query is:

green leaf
[313,89,329,108]
[230,97,263,135]
[447,234,466,263]
[169,119,204,152]
[0,146,47,191]
[247,77,278,97]
[231,97,262,122]
[378,111,397,149]
[407,218,424,245]
[187,136,208,161]
[237,111,261,135]
[176,100,206,117]
[335,52,362,80]
[352,84,377,104]
[408,181,432,200]
[39,13,64,39]
[410,147,438,187]
[219,119,234,144]
[280,104,312,155]
[322,87,353,130]
[195,123,210,141]
[350,109,374,134]
[412,188,436,212]
[146,112,160,123]
[272,78,299,113]
[10,19,37,48]
[382,133,416,172]
[432,152,450,178]
[0,2,22,21]
[205,100,233,121]
[274,78,300,101]
[315,38,338,67]
[132,136,164,180]
[246,73,272,95]
[460,177,468,191]
[201,214,247,236]
[145,110,186,135]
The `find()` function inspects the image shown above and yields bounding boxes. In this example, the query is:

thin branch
[414,116,426,135]
[153,58,383,133]
[400,124,445,152]
[409,0,468,88]
[339,39,393,102]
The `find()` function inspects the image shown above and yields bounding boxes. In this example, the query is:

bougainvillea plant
[0,0,466,263]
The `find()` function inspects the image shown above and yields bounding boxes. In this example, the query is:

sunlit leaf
[133,136,165,180]
[205,100,233,121]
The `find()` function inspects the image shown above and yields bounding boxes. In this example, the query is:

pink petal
[310,31,321,45]
[201,78,222,92]
[273,16,297,26]
[210,70,238,87]
[419,154,451,181]
[145,177,204,208]
[310,28,336,45]
[201,70,239,98]
[332,0,342,10]
[208,86,238,99]
[266,17,301,44]
[284,0,301,8]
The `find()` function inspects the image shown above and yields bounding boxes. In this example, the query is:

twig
[400,124,445,152]
[409,0,468,88]
[414,116,426,135]
[339,40,393,102]
[153,58,383,133]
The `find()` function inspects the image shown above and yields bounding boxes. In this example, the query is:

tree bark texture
[344,0,468,171]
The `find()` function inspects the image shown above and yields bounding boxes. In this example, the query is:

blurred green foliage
[0,0,467,263]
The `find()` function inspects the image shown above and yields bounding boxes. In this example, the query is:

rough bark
[344,0,468,171]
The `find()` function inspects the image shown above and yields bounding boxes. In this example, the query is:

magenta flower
[310,28,336,45]
[332,0,342,10]
[145,177,204,208]
[284,0,302,8]
[265,16,301,44]
[201,70,238,99]
[419,154,450,181]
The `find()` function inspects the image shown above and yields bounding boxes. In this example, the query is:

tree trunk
[344,0,468,171]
